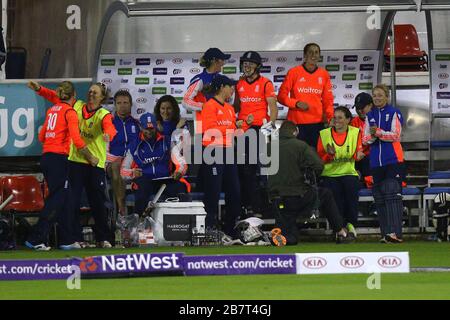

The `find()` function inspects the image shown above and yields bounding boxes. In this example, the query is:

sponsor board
[343,65,356,71]
[97,50,379,119]
[360,64,375,71]
[184,254,296,276]
[170,77,185,85]
[75,253,184,276]
[260,66,272,73]
[437,92,450,99]
[343,55,358,62]
[436,54,450,61]
[153,68,168,75]
[327,56,339,62]
[136,58,151,65]
[342,73,357,81]
[136,69,150,75]
[118,68,132,76]
[136,97,148,104]
[135,78,150,85]
[190,68,201,74]
[152,87,167,95]
[296,252,409,274]
[431,50,450,114]
[326,65,340,72]
[273,75,285,83]
[222,66,237,74]
[359,82,373,90]
[101,59,116,66]
[0,251,409,281]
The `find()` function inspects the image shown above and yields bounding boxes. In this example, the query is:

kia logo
[101,78,113,84]
[192,59,199,63]
[276,57,287,63]
[378,256,401,268]
[136,97,147,104]
[156,59,165,65]
[138,89,146,93]
[121,79,129,83]
[295,57,303,62]
[173,69,182,75]
[438,73,449,79]
[136,108,146,115]
[276,67,285,73]
[103,70,112,74]
[261,58,269,63]
[172,58,183,64]
[343,93,355,99]
[340,256,364,269]
[303,257,327,269]
[439,83,448,89]
[332,84,338,89]
[363,56,372,61]
[190,68,201,74]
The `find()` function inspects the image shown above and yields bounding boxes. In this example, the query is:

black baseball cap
[353,92,373,109]
[204,48,231,61]
[211,74,237,90]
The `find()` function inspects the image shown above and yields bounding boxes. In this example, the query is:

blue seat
[402,187,421,195]
[424,187,450,195]
[358,188,372,197]
[358,187,420,197]
[428,171,450,180]
[430,141,450,149]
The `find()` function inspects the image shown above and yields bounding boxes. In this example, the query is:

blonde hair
[56,81,75,101]
[373,84,390,98]
[93,82,110,104]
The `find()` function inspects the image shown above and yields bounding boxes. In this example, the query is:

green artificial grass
[1,241,450,300]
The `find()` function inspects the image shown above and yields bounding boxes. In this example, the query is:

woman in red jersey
[25,81,97,251]
[278,43,334,148]
[201,74,253,237]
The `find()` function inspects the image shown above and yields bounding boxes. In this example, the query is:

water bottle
[83,227,94,244]
[115,229,123,248]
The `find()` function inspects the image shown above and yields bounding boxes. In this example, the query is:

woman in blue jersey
[362,84,405,243]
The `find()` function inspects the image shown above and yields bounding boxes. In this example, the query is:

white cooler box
[151,201,207,246]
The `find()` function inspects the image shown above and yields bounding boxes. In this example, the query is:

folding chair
[0,176,45,240]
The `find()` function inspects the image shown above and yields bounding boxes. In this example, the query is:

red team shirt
[277,65,334,125]
[39,102,86,155]
[202,98,248,147]
[236,76,276,127]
